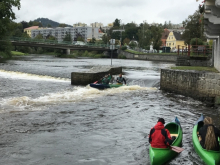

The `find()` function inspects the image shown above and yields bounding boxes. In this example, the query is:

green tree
[47,24,52,27]
[129,41,137,49]
[89,37,96,43]
[0,0,21,58]
[35,34,44,40]
[123,38,130,45]
[77,36,84,42]
[182,10,205,45]
[113,19,120,27]
[63,32,72,42]
[150,26,163,51]
[59,23,68,27]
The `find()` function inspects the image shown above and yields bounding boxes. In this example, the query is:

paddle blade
[94,81,98,84]
[170,146,184,153]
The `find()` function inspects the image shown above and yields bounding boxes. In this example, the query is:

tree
[113,19,120,27]
[101,34,111,44]
[59,23,68,27]
[150,26,163,51]
[181,10,205,45]
[89,37,96,43]
[63,32,72,42]
[123,38,130,45]
[129,41,137,49]
[35,34,44,40]
[47,24,52,27]
[0,0,21,57]
[77,36,84,42]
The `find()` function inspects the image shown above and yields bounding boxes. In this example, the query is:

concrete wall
[120,50,177,62]
[71,66,122,85]
[160,69,220,105]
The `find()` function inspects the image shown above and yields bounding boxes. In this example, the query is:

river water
[0,55,219,165]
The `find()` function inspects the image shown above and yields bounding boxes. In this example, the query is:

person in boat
[149,118,175,148]
[198,117,220,151]
[100,74,112,85]
[116,73,126,85]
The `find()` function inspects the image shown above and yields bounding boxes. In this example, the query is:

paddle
[170,146,184,153]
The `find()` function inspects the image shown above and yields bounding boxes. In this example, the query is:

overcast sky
[14,0,203,26]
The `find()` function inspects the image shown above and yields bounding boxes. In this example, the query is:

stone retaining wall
[120,50,177,62]
[71,66,122,85]
[160,69,220,105]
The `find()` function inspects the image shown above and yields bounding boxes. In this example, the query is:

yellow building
[166,31,187,50]
[24,26,40,37]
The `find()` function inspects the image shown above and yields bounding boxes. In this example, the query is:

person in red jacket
[149,118,174,148]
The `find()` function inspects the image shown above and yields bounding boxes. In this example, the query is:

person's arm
[149,128,154,144]
[123,78,126,85]
[164,129,173,146]
[198,127,203,142]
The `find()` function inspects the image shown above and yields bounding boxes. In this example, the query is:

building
[166,31,187,50]
[167,28,185,34]
[203,0,220,71]
[24,26,40,37]
[161,29,170,47]
[90,22,103,28]
[102,23,113,32]
[73,22,87,27]
[31,26,99,42]
[98,29,105,40]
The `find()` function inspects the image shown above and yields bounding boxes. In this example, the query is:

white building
[90,22,103,28]
[31,27,99,42]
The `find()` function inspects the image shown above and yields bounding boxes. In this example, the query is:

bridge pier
[66,49,70,55]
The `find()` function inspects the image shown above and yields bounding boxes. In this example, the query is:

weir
[71,66,122,85]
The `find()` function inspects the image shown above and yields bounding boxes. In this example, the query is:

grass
[125,49,177,55]
[171,66,219,73]
[11,51,28,56]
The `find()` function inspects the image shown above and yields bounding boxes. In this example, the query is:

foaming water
[0,85,157,112]
[0,69,70,82]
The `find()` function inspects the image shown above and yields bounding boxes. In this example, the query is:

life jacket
[102,75,111,85]
[117,77,124,83]
[149,122,173,148]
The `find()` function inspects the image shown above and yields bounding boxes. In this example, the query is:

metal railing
[177,45,212,58]
[5,37,120,49]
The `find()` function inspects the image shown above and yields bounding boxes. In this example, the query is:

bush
[121,46,127,50]
[118,54,127,59]
[94,54,103,58]
[190,38,203,46]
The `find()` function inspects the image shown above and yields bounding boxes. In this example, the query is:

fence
[177,45,212,58]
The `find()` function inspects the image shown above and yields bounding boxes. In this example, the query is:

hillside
[33,18,72,27]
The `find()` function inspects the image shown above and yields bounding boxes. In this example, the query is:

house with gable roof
[166,31,187,51]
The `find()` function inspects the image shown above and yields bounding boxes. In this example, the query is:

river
[0,55,219,165]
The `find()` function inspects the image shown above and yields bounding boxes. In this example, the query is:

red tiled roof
[24,26,39,30]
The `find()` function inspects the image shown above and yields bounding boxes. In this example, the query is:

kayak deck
[192,116,220,165]
[90,83,123,89]
[149,120,183,165]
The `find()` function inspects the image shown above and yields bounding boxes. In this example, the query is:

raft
[192,114,220,165]
[90,83,123,89]
[149,117,183,165]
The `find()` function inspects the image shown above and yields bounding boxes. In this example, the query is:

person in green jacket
[101,74,112,85]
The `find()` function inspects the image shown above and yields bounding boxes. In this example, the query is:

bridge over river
[5,37,119,55]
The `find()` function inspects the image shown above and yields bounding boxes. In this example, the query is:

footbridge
[6,37,119,55]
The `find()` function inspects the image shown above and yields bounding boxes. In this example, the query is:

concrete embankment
[160,69,220,106]
[71,66,122,85]
[119,50,177,62]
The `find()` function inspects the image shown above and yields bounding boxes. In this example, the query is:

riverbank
[119,50,177,62]
[160,69,220,106]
